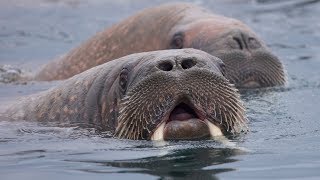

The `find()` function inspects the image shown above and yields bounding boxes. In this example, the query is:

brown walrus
[4,49,247,140]
[34,3,285,88]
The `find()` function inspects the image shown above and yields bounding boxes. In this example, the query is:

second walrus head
[5,49,247,140]
[167,3,286,88]
[35,3,286,89]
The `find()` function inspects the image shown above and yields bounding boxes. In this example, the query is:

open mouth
[151,102,223,140]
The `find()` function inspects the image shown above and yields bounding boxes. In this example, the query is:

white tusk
[151,122,165,141]
[205,120,223,137]
[205,120,245,150]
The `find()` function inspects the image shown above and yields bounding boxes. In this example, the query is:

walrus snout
[114,50,248,140]
[176,20,286,88]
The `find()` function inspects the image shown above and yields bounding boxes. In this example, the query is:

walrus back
[34,3,189,81]
[5,57,130,130]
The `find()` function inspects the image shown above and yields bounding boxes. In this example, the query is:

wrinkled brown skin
[5,49,247,140]
[34,3,285,88]
[35,3,182,81]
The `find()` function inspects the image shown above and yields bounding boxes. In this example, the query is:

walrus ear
[119,68,129,94]
[170,32,184,49]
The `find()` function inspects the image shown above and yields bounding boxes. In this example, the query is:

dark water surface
[1,0,320,179]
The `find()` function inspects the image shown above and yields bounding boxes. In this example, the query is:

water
[1,0,320,179]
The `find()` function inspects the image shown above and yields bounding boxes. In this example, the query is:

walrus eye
[170,32,184,49]
[119,68,129,93]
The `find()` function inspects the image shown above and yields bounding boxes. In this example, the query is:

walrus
[32,3,285,88]
[3,49,247,140]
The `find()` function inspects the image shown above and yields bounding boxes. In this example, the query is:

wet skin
[5,49,247,140]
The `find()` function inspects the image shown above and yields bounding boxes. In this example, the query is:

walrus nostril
[158,61,173,71]
[181,59,196,69]
[233,37,243,50]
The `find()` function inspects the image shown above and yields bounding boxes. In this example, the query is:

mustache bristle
[115,71,247,140]
[220,51,286,88]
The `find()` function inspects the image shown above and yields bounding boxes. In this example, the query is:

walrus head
[113,49,247,140]
[168,11,286,89]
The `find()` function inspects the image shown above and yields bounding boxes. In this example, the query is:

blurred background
[0,0,320,179]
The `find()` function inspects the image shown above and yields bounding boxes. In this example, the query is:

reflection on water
[1,0,320,179]
[0,120,246,180]
[71,148,243,179]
